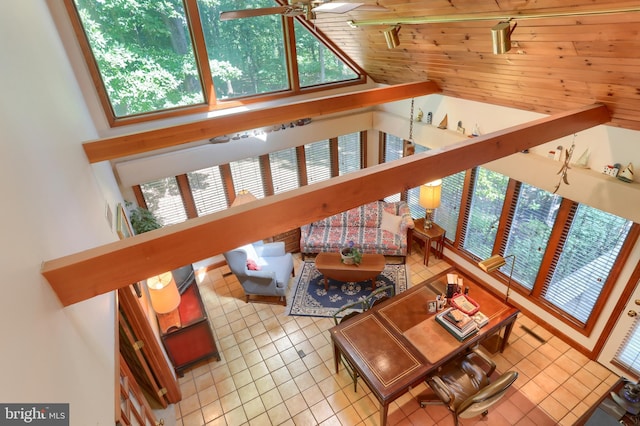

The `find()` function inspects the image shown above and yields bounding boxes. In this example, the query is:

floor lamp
[477,253,516,303]
[477,253,516,352]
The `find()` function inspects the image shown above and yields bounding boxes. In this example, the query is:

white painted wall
[0,3,120,424]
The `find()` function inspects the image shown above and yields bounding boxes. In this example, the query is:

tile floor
[170,248,620,426]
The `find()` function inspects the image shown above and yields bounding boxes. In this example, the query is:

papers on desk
[435,308,478,341]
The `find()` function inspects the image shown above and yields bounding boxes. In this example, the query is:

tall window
[383,134,404,202]
[406,144,430,218]
[71,0,204,118]
[67,0,364,124]
[188,166,228,215]
[434,171,466,243]
[140,177,188,226]
[542,204,633,323]
[337,133,362,175]
[461,168,508,260]
[270,148,300,194]
[200,0,288,99]
[230,157,265,199]
[502,183,561,289]
[305,140,331,184]
[294,20,358,87]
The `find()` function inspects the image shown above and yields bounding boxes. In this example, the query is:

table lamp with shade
[419,179,442,230]
[147,271,181,314]
[231,189,257,207]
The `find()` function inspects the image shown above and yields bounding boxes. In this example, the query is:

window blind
[187,166,229,215]
[615,315,640,377]
[383,133,404,202]
[461,167,508,260]
[433,171,466,243]
[305,140,331,184]
[229,157,266,200]
[542,203,632,324]
[337,132,362,176]
[269,147,300,194]
[502,183,561,289]
[140,177,187,226]
[406,144,430,218]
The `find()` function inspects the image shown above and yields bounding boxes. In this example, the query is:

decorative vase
[340,247,356,265]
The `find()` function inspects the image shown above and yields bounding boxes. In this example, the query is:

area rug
[286,261,409,319]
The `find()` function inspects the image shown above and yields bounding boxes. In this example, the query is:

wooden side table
[411,219,445,266]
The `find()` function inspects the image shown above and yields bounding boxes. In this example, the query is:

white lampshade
[231,189,257,207]
[419,180,442,210]
[146,271,181,314]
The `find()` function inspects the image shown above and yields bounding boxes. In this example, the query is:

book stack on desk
[436,308,479,341]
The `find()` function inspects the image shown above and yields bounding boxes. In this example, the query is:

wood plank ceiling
[310,0,640,131]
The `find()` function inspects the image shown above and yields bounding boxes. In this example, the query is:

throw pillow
[246,259,261,271]
[381,210,403,235]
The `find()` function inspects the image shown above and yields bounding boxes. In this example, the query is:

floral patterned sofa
[300,201,415,261]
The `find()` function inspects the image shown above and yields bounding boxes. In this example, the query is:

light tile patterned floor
[170,248,619,426]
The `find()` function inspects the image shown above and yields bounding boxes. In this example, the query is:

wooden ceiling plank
[44,104,610,306]
[82,81,440,163]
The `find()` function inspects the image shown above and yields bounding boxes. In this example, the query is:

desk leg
[332,339,340,374]
[380,403,388,426]
[324,276,329,292]
[500,319,516,353]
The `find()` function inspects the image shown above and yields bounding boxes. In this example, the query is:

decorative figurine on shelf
[438,114,448,129]
[456,120,465,134]
[416,108,424,122]
[618,163,635,183]
[603,163,620,177]
[426,112,433,125]
[471,123,480,137]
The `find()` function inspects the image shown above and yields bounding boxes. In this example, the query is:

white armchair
[223,241,294,305]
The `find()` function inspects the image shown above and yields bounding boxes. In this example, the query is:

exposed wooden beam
[82,81,441,163]
[46,103,610,306]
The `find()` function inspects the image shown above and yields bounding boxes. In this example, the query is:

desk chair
[418,347,518,426]
[364,284,395,309]
[332,299,367,392]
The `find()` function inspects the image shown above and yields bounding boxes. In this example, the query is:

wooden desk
[410,219,445,266]
[329,268,519,426]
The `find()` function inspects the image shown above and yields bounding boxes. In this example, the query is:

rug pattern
[286,261,409,318]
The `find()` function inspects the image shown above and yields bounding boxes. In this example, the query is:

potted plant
[126,201,162,234]
[340,241,362,265]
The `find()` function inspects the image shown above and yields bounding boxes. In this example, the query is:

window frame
[450,167,639,336]
[62,0,366,127]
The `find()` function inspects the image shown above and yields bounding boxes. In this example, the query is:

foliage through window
[502,183,561,289]
[461,168,508,261]
[71,0,204,118]
[67,0,363,123]
[140,177,187,226]
[188,166,228,215]
[542,204,633,323]
[433,171,466,243]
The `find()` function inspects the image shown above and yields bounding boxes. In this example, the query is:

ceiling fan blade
[220,6,289,21]
[313,3,363,14]
[313,3,388,14]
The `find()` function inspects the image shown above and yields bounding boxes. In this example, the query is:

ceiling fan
[220,1,386,22]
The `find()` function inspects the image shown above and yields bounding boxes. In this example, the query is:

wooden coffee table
[315,252,386,291]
